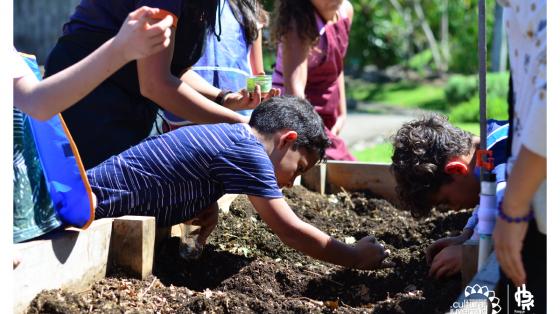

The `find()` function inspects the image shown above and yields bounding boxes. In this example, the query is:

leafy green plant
[444,74,478,104]
[409,49,435,75]
[444,72,509,106]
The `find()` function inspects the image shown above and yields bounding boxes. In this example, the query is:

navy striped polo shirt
[87,123,283,227]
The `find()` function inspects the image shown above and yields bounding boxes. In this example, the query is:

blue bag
[20,53,94,228]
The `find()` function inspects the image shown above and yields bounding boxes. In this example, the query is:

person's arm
[281,29,310,98]
[249,29,265,75]
[493,145,546,286]
[249,196,391,269]
[179,69,222,100]
[137,28,251,124]
[330,1,354,135]
[331,71,347,135]
[14,7,173,121]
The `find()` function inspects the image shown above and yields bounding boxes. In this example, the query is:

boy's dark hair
[249,96,331,161]
[270,0,319,47]
[391,114,473,216]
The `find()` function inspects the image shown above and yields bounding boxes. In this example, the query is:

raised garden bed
[28,185,469,313]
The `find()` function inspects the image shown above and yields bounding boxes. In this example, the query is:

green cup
[247,75,272,95]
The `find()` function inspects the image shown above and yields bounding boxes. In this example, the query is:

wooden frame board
[301,161,398,204]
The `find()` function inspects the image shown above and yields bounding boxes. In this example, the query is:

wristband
[215,90,233,106]
[497,202,534,223]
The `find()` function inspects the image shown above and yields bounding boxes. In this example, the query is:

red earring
[444,159,469,176]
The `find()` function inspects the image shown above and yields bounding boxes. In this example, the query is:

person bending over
[88,96,392,270]
[391,114,508,278]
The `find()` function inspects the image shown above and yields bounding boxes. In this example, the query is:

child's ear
[280,131,298,148]
[444,158,469,176]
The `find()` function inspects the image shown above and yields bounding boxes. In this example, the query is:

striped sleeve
[211,140,283,198]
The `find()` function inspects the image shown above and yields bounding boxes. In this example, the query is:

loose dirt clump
[28,185,470,313]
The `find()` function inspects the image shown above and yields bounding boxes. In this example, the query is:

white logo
[514,284,534,311]
[450,284,501,314]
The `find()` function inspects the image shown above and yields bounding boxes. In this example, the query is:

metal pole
[479,0,487,150]
[476,0,497,271]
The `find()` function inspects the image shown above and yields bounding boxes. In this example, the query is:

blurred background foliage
[262,0,503,76]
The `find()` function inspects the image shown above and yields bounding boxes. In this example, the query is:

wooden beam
[217,194,239,214]
[301,164,322,194]
[302,161,397,203]
[109,216,156,279]
[13,218,114,314]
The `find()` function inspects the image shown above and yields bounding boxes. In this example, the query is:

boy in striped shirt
[88,96,392,270]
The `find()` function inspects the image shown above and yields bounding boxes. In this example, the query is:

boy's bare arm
[248,196,391,270]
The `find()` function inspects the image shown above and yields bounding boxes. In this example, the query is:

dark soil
[28,186,470,313]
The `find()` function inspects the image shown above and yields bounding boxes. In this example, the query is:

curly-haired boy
[391,114,508,278]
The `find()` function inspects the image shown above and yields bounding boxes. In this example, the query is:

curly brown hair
[390,114,473,216]
[270,0,319,47]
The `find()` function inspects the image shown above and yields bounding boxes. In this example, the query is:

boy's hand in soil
[425,228,472,265]
[352,236,394,270]
[428,245,462,278]
[249,196,395,270]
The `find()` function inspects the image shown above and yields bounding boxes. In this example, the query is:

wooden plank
[462,239,480,287]
[303,161,397,202]
[301,164,322,194]
[13,218,114,314]
[217,194,239,214]
[109,216,156,279]
[322,161,398,203]
[325,162,396,202]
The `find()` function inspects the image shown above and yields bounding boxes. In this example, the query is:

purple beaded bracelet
[497,202,534,223]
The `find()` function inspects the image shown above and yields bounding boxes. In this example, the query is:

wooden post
[109,216,156,279]
[320,163,327,195]
[461,239,479,287]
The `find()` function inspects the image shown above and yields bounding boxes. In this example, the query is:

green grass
[351,123,480,163]
[454,122,480,135]
[352,142,393,163]
[346,79,447,110]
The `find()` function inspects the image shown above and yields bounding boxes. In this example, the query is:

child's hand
[352,236,394,270]
[425,231,470,265]
[223,86,281,111]
[428,245,462,278]
[114,6,173,62]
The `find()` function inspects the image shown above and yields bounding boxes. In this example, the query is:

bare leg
[178,202,219,260]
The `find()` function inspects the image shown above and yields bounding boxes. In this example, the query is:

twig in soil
[303,269,343,286]
[340,187,355,209]
[294,296,324,306]
[138,277,157,300]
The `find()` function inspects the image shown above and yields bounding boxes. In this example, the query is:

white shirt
[499,0,547,233]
